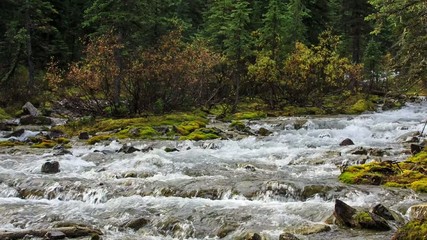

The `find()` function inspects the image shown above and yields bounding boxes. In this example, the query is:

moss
[0,141,24,147]
[56,137,70,144]
[174,120,206,136]
[231,111,267,120]
[346,99,375,114]
[340,151,427,192]
[411,179,427,192]
[0,108,11,120]
[31,140,57,148]
[355,211,373,223]
[230,121,246,131]
[393,220,427,240]
[116,126,159,139]
[179,128,220,141]
[87,135,112,145]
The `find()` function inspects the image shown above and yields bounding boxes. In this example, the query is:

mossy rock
[283,106,325,116]
[173,120,206,136]
[339,150,427,192]
[346,99,375,114]
[31,140,57,148]
[230,121,247,132]
[232,111,267,120]
[87,135,113,145]
[0,108,11,121]
[179,128,220,141]
[0,141,24,147]
[392,220,427,240]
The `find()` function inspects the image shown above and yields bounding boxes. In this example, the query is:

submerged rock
[121,217,149,231]
[279,232,300,240]
[257,127,272,136]
[371,204,395,221]
[118,145,140,154]
[41,161,60,174]
[4,129,25,138]
[409,204,427,221]
[289,223,331,235]
[339,138,354,146]
[165,147,179,152]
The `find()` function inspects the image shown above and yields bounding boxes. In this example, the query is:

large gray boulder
[41,161,60,174]
[22,102,41,117]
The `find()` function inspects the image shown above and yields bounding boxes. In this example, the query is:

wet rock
[0,122,12,131]
[118,145,140,154]
[216,223,239,238]
[93,149,115,155]
[300,185,333,200]
[165,147,179,152]
[368,148,386,157]
[91,234,102,240]
[405,136,419,143]
[79,132,90,140]
[409,204,427,221]
[123,171,137,178]
[48,129,65,139]
[351,147,368,155]
[20,115,52,125]
[41,161,60,174]
[397,131,420,141]
[201,142,221,149]
[4,129,25,138]
[22,102,41,117]
[279,232,300,240]
[411,144,424,155]
[371,204,395,221]
[153,125,170,135]
[141,146,153,152]
[334,199,390,231]
[339,138,354,146]
[257,127,272,136]
[45,231,66,239]
[53,148,72,156]
[292,223,331,235]
[238,232,264,240]
[122,217,149,231]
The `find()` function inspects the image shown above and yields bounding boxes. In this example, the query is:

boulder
[409,204,427,221]
[392,220,427,240]
[41,161,60,174]
[339,138,354,146]
[165,147,179,152]
[368,148,386,157]
[79,132,90,140]
[4,129,25,138]
[44,231,66,239]
[141,146,153,152]
[201,142,221,150]
[20,115,52,125]
[239,232,263,240]
[279,232,300,240]
[122,217,149,231]
[118,145,140,154]
[22,102,41,117]
[371,204,395,221]
[351,147,368,155]
[334,199,390,231]
[411,144,424,155]
[0,122,12,131]
[257,127,272,136]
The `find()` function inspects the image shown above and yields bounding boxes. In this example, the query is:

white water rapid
[1,102,427,239]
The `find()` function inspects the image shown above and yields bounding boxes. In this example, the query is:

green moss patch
[31,140,57,148]
[393,220,427,240]
[179,128,220,141]
[0,108,11,121]
[231,111,267,120]
[339,151,427,192]
[346,99,376,114]
[0,141,24,147]
[87,135,113,145]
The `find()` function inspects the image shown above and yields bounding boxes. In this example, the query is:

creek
[1,102,427,239]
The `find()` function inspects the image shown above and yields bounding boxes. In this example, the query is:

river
[1,102,427,239]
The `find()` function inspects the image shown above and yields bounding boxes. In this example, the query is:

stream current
[1,102,427,239]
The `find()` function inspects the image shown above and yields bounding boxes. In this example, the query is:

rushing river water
[1,102,427,240]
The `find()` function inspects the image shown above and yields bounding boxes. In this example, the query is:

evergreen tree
[284,0,310,53]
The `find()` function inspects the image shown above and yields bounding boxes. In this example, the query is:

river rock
[371,204,395,221]
[411,144,424,155]
[22,102,41,117]
[122,217,149,231]
[279,232,300,240]
[118,145,140,154]
[257,127,272,136]
[290,223,331,235]
[216,223,239,238]
[351,147,368,155]
[368,148,386,157]
[409,204,427,221]
[238,232,264,240]
[333,199,390,231]
[339,138,354,146]
[41,161,60,174]
[79,132,90,140]
[165,147,179,152]
[45,231,66,239]
[20,115,52,125]
[5,129,25,138]
[141,146,153,152]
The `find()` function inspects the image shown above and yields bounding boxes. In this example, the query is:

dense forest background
[0,0,425,116]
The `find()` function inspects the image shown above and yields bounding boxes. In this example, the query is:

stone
[41,161,60,174]
[4,129,25,138]
[405,136,419,143]
[165,147,179,152]
[48,129,65,139]
[351,147,368,155]
[333,199,390,231]
[79,132,90,140]
[123,217,149,231]
[292,223,331,235]
[201,142,221,150]
[20,115,52,125]
[53,149,73,156]
[45,231,66,239]
[371,204,395,221]
[241,232,263,240]
[257,127,272,136]
[411,144,424,155]
[339,138,354,146]
[118,145,140,154]
[22,102,41,117]
[409,204,427,221]
[141,146,153,152]
[0,122,12,131]
[279,232,300,240]
[368,148,386,157]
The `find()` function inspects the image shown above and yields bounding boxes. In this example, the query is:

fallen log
[0,226,102,240]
